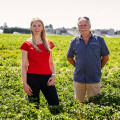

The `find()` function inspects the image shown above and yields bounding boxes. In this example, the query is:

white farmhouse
[107,29,114,36]
[95,29,114,36]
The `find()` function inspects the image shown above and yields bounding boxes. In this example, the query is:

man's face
[78,19,91,36]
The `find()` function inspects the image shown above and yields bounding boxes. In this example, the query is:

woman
[20,17,59,108]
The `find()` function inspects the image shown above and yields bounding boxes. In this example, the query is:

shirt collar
[78,32,93,40]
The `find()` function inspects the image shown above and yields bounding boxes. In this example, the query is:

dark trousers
[27,73,59,106]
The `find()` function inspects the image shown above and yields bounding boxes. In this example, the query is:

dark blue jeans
[27,73,59,106]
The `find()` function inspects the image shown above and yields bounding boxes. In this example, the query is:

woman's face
[31,20,43,36]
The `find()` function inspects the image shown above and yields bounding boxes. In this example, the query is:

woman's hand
[23,83,33,96]
[47,76,55,86]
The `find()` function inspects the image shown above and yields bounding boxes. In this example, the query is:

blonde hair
[30,17,51,52]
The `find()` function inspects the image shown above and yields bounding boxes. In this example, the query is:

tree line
[3,27,30,34]
[0,23,30,34]
[1,22,120,35]
[0,23,54,34]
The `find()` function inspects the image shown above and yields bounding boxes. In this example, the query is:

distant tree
[3,22,8,29]
[115,30,120,35]
[0,26,3,30]
[45,24,53,29]
[72,26,77,29]
[45,25,49,28]
[91,30,95,33]
[49,24,53,29]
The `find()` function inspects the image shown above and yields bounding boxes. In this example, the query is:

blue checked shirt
[67,34,110,83]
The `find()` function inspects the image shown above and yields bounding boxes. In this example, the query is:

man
[67,17,109,104]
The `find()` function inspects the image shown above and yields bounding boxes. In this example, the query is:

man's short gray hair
[78,17,91,26]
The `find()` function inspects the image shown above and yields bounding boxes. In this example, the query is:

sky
[0,0,120,30]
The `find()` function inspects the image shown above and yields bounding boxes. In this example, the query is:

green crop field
[0,34,120,120]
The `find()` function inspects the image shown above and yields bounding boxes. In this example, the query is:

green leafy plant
[0,34,120,119]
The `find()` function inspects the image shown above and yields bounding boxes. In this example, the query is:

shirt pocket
[89,44,100,55]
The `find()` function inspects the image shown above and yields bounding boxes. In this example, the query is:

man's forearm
[67,57,75,67]
[101,55,109,69]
